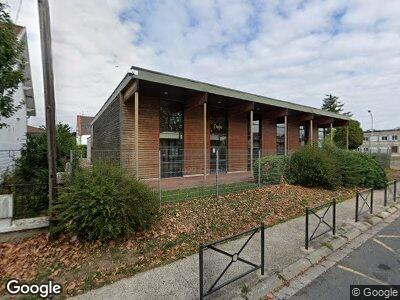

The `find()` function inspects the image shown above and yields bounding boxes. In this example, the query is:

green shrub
[285,145,341,189]
[253,155,287,184]
[54,164,158,241]
[285,144,387,190]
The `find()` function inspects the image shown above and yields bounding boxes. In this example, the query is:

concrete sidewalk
[74,188,393,300]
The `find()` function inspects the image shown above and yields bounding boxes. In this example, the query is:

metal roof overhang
[92,66,351,125]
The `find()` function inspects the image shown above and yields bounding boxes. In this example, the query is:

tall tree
[321,94,345,114]
[321,94,363,149]
[0,2,26,128]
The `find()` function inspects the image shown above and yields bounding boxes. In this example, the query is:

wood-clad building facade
[92,66,350,180]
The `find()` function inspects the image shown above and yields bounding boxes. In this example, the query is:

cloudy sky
[5,0,400,131]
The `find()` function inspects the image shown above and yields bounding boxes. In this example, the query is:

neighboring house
[0,25,35,179]
[76,115,94,146]
[361,128,400,155]
[27,125,44,137]
[91,66,350,180]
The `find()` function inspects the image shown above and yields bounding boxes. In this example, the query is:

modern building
[0,25,35,179]
[361,128,400,155]
[91,66,350,181]
[76,115,94,146]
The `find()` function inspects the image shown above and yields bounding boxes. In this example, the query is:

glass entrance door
[210,110,227,173]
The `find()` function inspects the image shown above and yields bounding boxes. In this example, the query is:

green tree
[0,3,26,128]
[321,94,345,113]
[13,123,77,183]
[333,120,363,150]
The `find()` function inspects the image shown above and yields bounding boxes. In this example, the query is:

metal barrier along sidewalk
[384,180,397,206]
[305,200,336,250]
[355,188,374,222]
[199,224,265,299]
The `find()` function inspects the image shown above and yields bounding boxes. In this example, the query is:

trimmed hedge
[253,155,287,185]
[54,164,158,241]
[285,144,388,190]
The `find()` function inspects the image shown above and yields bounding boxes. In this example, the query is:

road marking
[373,238,398,256]
[377,235,400,238]
[337,265,388,285]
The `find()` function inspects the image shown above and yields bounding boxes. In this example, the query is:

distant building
[0,25,36,178]
[27,125,44,137]
[76,115,94,145]
[361,128,400,155]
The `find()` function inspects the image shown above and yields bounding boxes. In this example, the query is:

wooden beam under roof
[185,92,207,112]
[123,79,139,102]
[228,102,254,116]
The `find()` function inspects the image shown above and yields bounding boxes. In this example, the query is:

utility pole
[38,0,57,228]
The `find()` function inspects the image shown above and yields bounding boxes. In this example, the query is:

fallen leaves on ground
[0,184,355,296]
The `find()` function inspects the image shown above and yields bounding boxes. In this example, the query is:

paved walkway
[74,188,393,300]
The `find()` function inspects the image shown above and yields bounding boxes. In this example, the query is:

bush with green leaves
[285,145,341,189]
[253,155,287,184]
[54,164,158,241]
[285,144,387,190]
[1,123,76,218]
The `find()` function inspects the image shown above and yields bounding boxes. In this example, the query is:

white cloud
[5,0,400,131]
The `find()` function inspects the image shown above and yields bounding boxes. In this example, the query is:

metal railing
[384,180,397,206]
[0,183,49,219]
[355,188,374,222]
[199,224,265,299]
[305,200,336,250]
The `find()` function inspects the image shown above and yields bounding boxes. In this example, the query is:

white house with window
[0,25,36,179]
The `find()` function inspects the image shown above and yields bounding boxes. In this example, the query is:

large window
[248,118,261,169]
[160,101,183,178]
[299,125,306,147]
[210,109,227,173]
[276,123,285,155]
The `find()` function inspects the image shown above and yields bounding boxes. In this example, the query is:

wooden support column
[284,115,288,155]
[250,110,254,174]
[346,125,349,150]
[310,119,314,143]
[203,101,207,180]
[134,91,139,176]
[330,123,334,143]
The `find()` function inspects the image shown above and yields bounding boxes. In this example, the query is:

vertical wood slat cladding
[261,116,276,155]
[120,96,135,173]
[183,105,209,175]
[287,119,300,153]
[138,96,160,179]
[228,113,248,172]
[92,97,120,162]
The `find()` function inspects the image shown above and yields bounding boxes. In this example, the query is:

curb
[247,204,400,299]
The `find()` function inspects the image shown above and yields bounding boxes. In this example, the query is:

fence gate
[355,188,374,222]
[305,200,336,250]
[199,224,264,299]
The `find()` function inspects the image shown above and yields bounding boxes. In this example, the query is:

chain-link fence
[0,149,21,180]
[75,147,287,203]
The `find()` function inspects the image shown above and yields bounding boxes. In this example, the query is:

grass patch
[161,181,259,202]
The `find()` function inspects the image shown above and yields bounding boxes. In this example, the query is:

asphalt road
[290,216,400,300]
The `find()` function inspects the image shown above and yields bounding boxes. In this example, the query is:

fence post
[370,189,374,214]
[70,149,73,165]
[355,192,359,222]
[158,150,162,205]
[333,199,336,236]
[258,149,261,188]
[261,223,265,275]
[199,244,204,300]
[384,184,388,207]
[215,149,219,198]
[305,208,309,250]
